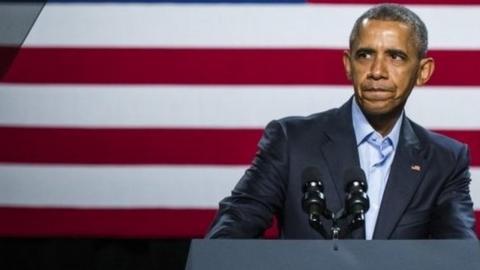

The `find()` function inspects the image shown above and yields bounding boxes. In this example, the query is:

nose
[368,55,388,80]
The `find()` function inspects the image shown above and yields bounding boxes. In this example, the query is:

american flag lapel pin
[411,165,421,172]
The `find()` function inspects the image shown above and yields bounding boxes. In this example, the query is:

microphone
[301,166,370,240]
[344,167,369,229]
[301,167,329,238]
[302,167,326,220]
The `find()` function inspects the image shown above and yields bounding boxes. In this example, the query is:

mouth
[361,88,394,100]
[363,83,394,91]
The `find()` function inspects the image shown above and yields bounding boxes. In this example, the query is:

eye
[355,50,372,59]
[389,51,407,61]
[391,54,403,60]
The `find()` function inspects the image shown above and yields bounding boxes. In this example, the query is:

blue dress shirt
[351,99,403,240]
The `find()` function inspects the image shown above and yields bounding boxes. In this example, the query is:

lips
[362,88,394,100]
[361,83,394,91]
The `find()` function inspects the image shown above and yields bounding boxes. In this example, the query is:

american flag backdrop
[1,0,480,238]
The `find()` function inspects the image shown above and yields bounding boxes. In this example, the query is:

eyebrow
[354,47,375,56]
[385,48,408,58]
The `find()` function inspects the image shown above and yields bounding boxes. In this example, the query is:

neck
[363,109,403,137]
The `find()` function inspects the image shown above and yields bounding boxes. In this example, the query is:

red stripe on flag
[0,206,476,238]
[1,127,480,165]
[435,130,480,162]
[476,211,480,237]
[3,48,480,86]
[0,207,216,238]
[0,127,262,165]
[0,207,279,238]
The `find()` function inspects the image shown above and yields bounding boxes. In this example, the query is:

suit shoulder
[410,120,468,158]
[274,107,339,132]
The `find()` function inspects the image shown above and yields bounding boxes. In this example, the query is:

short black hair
[349,3,428,58]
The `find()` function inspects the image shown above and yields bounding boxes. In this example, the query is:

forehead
[354,19,415,51]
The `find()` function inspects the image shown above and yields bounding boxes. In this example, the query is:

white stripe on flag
[1,164,479,210]
[0,164,244,208]
[1,84,480,129]
[24,3,480,49]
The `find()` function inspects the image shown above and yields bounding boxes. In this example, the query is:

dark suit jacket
[206,99,477,239]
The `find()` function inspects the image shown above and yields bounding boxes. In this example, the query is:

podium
[186,239,480,270]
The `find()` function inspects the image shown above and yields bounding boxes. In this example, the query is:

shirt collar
[351,97,403,149]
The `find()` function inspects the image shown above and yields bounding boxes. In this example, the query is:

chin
[365,105,405,120]
[359,98,386,109]
[360,102,396,118]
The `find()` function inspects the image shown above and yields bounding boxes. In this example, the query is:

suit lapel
[319,99,360,212]
[373,117,428,239]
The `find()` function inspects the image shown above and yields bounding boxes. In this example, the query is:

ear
[343,50,352,81]
[416,57,435,86]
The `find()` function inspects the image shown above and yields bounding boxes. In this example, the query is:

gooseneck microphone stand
[302,167,369,242]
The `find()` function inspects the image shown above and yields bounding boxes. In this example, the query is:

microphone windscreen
[302,166,321,183]
[344,167,367,189]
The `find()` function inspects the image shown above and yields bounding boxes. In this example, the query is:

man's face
[343,19,434,118]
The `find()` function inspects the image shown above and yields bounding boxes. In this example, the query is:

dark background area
[0,238,191,270]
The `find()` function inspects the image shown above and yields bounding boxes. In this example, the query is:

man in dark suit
[206,3,477,239]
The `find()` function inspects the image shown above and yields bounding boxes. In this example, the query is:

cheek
[390,69,417,95]
[350,66,369,83]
